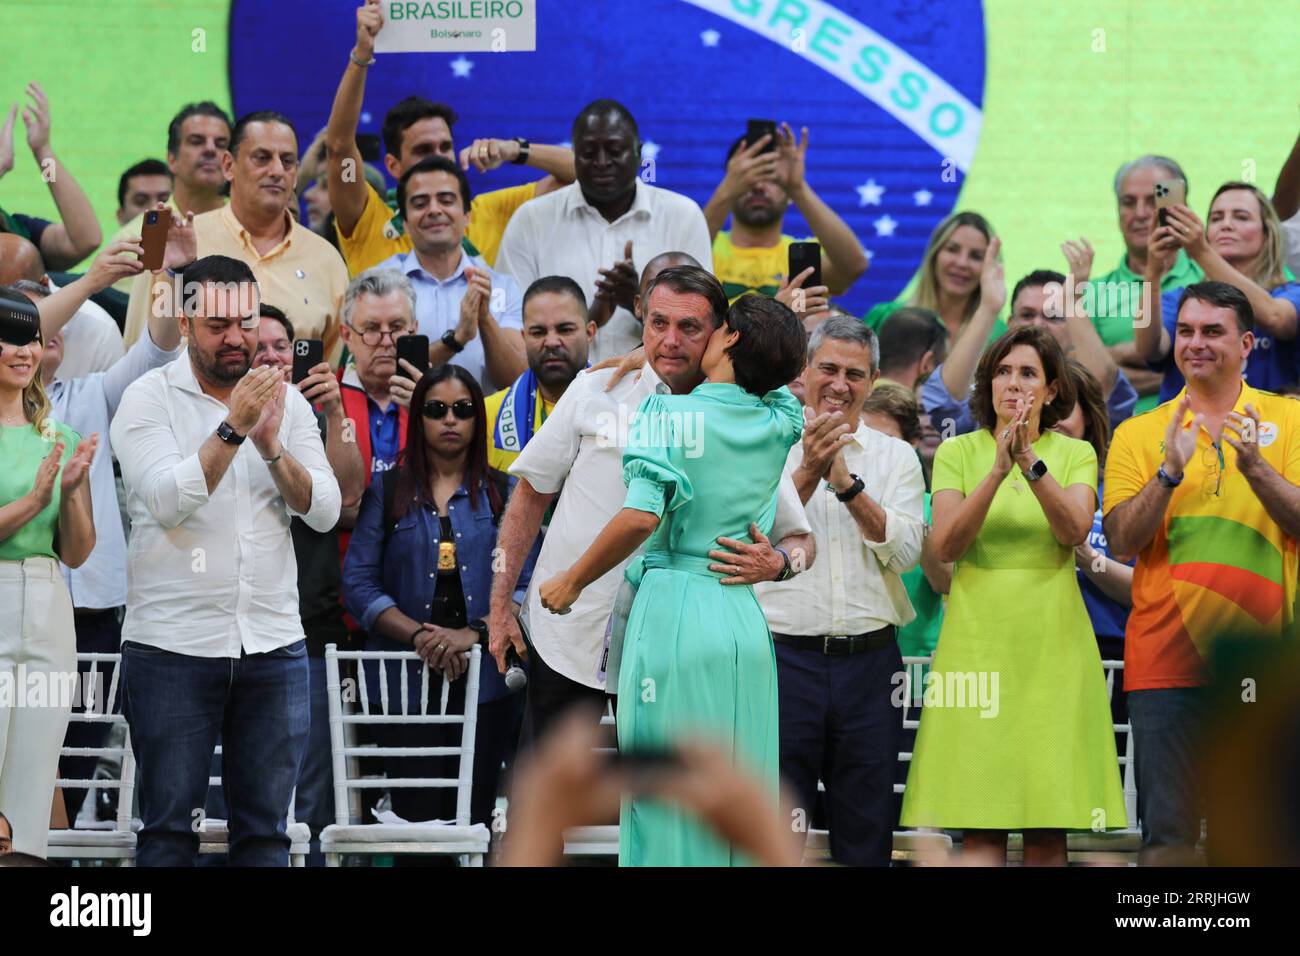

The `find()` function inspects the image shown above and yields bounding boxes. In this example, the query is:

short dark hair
[523,275,588,318]
[1176,280,1254,334]
[117,159,172,209]
[970,326,1075,431]
[229,110,297,158]
[1011,269,1067,308]
[878,307,948,376]
[183,255,259,318]
[724,294,807,396]
[258,303,293,340]
[396,155,472,216]
[166,101,232,156]
[641,265,728,330]
[571,98,639,147]
[862,382,923,444]
[382,97,457,160]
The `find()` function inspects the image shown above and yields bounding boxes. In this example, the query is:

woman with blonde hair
[1136,181,1300,399]
[0,288,97,859]
[864,211,1007,347]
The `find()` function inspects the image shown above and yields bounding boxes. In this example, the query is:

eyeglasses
[349,324,412,346]
[1201,442,1225,498]
[421,399,476,421]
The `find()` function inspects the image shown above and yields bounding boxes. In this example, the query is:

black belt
[772,625,896,655]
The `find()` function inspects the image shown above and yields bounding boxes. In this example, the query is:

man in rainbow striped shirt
[1104,281,1300,865]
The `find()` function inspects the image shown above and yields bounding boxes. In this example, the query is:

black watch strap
[834,474,865,502]
[773,547,795,582]
[216,421,246,445]
[467,618,489,643]
[441,329,465,354]
[511,137,530,164]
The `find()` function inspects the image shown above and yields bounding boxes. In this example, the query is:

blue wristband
[1157,464,1183,488]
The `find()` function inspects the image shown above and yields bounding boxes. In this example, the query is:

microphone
[504,645,527,691]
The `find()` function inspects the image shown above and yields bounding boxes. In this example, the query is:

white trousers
[0,556,76,859]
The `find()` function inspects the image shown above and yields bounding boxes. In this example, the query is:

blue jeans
[1128,687,1207,864]
[122,639,310,867]
[293,655,335,866]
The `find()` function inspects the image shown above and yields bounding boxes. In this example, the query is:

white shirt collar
[562,179,653,225]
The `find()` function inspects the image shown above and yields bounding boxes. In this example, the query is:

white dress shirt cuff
[291,467,343,533]
[861,503,922,572]
[173,453,211,516]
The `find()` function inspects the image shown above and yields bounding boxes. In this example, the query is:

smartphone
[606,747,686,793]
[788,240,822,290]
[291,338,324,385]
[1154,178,1187,228]
[396,333,430,378]
[746,118,778,154]
[139,207,172,272]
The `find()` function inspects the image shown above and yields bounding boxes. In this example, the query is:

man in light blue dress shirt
[376,156,525,392]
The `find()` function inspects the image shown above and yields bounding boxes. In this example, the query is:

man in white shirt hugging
[111,255,341,867]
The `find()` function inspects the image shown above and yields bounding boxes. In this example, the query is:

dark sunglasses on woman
[421,398,476,421]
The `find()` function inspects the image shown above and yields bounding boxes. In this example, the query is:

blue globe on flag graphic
[230,0,985,315]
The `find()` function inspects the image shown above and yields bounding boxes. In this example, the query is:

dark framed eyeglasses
[421,399,476,421]
[348,324,412,346]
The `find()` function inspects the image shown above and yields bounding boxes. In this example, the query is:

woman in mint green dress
[900,327,1126,865]
[539,294,806,866]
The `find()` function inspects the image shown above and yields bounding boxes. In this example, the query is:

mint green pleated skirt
[616,554,779,866]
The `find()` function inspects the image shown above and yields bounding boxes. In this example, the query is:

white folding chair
[320,643,489,866]
[196,745,311,867]
[47,653,138,865]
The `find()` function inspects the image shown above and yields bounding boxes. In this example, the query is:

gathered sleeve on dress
[762,386,805,448]
[621,395,694,518]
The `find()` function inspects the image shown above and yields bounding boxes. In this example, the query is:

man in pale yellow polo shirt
[109,103,232,294]
[325,0,576,276]
[124,111,347,363]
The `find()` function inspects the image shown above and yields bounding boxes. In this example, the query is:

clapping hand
[1161,393,1205,480]
[60,434,97,495]
[28,442,63,510]
[1224,403,1266,479]
[1061,237,1094,286]
[595,240,637,315]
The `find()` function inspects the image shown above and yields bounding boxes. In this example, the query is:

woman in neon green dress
[538,293,806,866]
[900,327,1126,865]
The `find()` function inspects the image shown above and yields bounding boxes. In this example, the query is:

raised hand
[227,364,281,434]
[85,238,147,291]
[1145,224,1180,280]
[720,135,779,203]
[29,442,63,510]
[1224,403,1266,479]
[1061,237,1094,286]
[594,240,637,314]
[21,82,52,157]
[1162,393,1204,480]
[459,138,523,173]
[298,362,341,413]
[0,103,16,177]
[59,434,97,496]
[1164,204,1208,259]
[776,266,830,322]
[456,267,491,344]
[800,407,854,478]
[355,0,384,60]
[979,235,1006,315]
[774,122,808,194]
[159,207,198,274]
[249,378,287,458]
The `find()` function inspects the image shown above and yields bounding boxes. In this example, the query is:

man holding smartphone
[703,122,868,302]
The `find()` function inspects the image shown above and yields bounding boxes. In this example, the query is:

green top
[1085,248,1203,348]
[863,299,1008,346]
[0,420,80,562]
[897,492,942,659]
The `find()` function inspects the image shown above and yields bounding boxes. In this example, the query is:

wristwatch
[1022,458,1048,481]
[215,421,246,445]
[511,137,530,164]
[467,619,489,644]
[1156,463,1183,488]
[773,547,796,582]
[441,329,465,354]
[834,474,865,502]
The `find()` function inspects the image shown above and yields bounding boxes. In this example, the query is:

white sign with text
[374,0,536,53]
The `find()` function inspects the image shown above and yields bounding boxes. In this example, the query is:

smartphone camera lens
[146,212,157,225]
